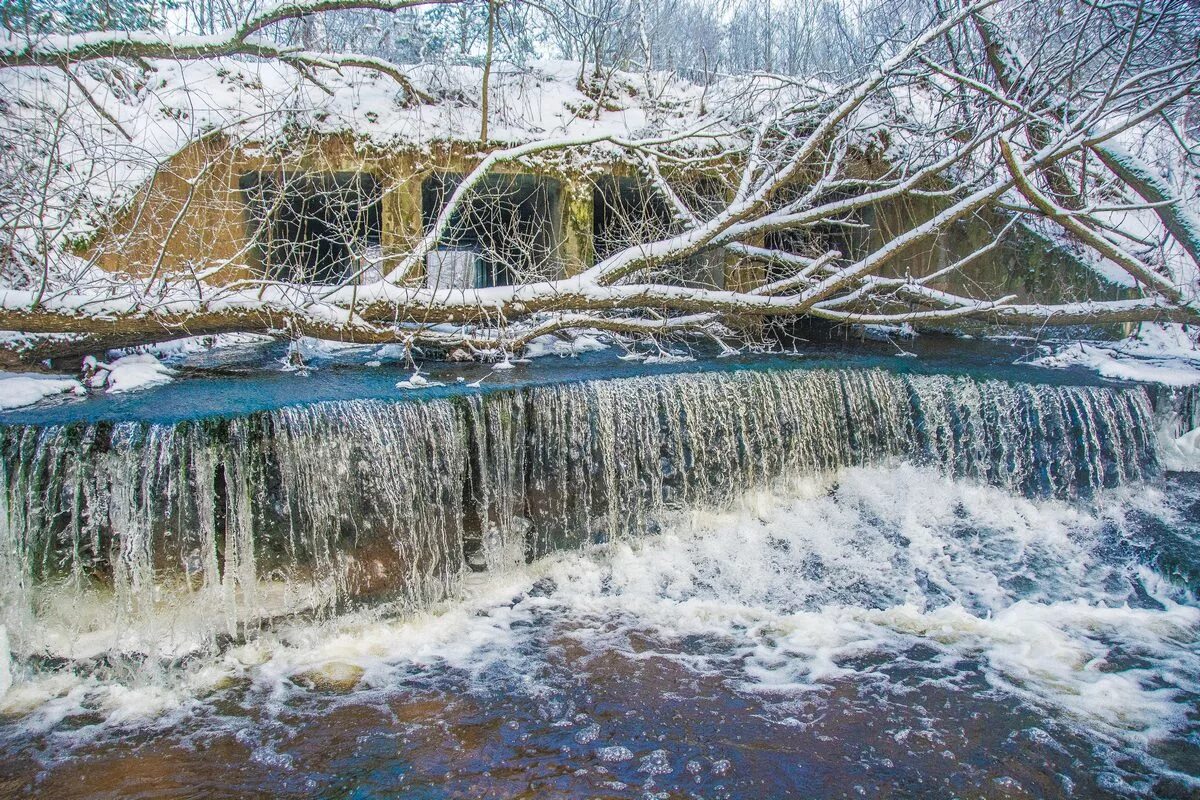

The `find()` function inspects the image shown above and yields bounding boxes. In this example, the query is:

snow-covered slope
[0,59,747,242]
[1,49,1197,333]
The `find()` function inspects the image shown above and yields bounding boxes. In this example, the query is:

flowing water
[0,364,1195,798]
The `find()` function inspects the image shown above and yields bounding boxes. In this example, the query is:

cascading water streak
[0,367,1157,663]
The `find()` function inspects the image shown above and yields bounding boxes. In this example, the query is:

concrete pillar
[381,159,426,279]
[560,177,595,276]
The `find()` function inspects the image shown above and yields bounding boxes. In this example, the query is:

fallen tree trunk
[2,0,1197,369]
[1,291,1193,365]
[1094,144,1200,272]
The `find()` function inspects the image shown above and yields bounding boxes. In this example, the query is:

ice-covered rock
[84,353,175,393]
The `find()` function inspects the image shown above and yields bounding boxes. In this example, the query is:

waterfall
[0,367,1157,662]
[1153,383,1200,439]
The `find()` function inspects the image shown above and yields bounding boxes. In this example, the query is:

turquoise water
[0,335,1118,426]
[0,339,1194,799]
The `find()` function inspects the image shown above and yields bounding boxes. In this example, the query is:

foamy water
[1,463,1196,797]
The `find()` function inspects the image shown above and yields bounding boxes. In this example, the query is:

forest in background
[0,0,1197,361]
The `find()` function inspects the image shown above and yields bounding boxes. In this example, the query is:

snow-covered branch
[2,0,1199,361]
[0,0,463,102]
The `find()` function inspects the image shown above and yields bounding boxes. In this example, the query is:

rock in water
[293,661,365,692]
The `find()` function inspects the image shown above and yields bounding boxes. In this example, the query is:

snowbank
[395,371,444,389]
[523,333,609,359]
[87,354,175,393]
[858,322,918,341]
[0,371,82,410]
[644,352,696,364]
[0,58,723,251]
[118,333,271,362]
[1033,343,1200,386]
[1030,325,1200,387]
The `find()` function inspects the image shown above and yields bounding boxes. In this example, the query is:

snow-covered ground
[0,371,82,410]
[0,49,1194,352]
[1030,324,1200,471]
[88,354,176,393]
[522,333,609,359]
[1030,324,1200,387]
[0,57,731,258]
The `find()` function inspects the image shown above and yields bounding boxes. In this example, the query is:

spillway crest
[0,367,1156,656]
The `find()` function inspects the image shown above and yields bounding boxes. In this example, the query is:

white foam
[2,464,1196,773]
[0,626,10,699]
[182,465,1194,748]
[539,466,1197,742]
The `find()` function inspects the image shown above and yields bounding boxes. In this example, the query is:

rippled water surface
[1,464,1197,799]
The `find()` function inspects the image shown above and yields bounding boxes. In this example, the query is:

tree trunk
[1094,144,1200,272]
[480,0,496,143]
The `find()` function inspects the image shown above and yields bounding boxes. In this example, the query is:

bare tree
[0,0,1198,362]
